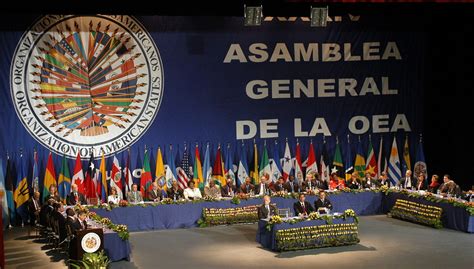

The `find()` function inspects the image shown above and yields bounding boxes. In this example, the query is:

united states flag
[177,146,191,189]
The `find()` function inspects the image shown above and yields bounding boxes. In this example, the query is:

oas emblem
[10,15,164,158]
[81,231,101,253]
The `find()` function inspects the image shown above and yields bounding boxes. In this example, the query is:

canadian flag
[72,152,85,194]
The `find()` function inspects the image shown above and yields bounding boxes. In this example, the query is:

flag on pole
[58,155,71,203]
[365,139,378,177]
[32,150,39,193]
[5,157,15,225]
[306,141,318,176]
[413,135,428,179]
[237,142,248,187]
[377,137,387,178]
[140,148,153,197]
[193,144,204,189]
[0,159,8,227]
[388,136,402,186]
[72,152,85,194]
[250,142,259,184]
[165,145,177,189]
[332,139,345,181]
[202,144,212,187]
[99,153,108,202]
[124,150,133,194]
[320,140,330,183]
[110,155,123,200]
[212,145,226,186]
[177,144,191,189]
[354,139,366,178]
[259,142,271,181]
[402,136,411,174]
[282,140,292,180]
[14,153,30,223]
[155,147,165,181]
[225,144,236,185]
[84,151,97,200]
[42,152,57,202]
[345,135,354,180]
[269,141,282,183]
[294,141,303,184]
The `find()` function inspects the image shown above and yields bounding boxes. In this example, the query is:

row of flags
[0,135,427,227]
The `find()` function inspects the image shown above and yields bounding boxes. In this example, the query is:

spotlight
[310,6,328,27]
[244,5,263,26]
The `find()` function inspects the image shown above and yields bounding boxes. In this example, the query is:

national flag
[57,155,71,203]
[177,144,191,189]
[259,142,271,181]
[84,152,97,200]
[365,139,378,177]
[14,153,30,223]
[306,141,318,176]
[250,142,259,184]
[72,152,85,194]
[224,144,236,185]
[32,150,40,192]
[294,141,303,184]
[237,142,249,187]
[193,144,204,189]
[212,145,226,186]
[332,140,345,181]
[202,144,212,187]
[320,140,330,183]
[155,147,165,181]
[388,136,402,186]
[110,155,123,200]
[124,150,133,194]
[377,137,387,178]
[5,157,15,225]
[140,148,153,197]
[402,136,411,174]
[42,152,57,202]
[99,153,108,202]
[165,145,177,189]
[345,136,354,180]
[413,136,428,179]
[354,140,366,178]
[269,141,282,183]
[0,159,9,227]
[282,140,292,180]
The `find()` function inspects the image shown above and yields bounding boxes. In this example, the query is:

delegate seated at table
[293,193,314,217]
[204,180,221,199]
[314,191,333,213]
[221,178,236,197]
[378,172,391,187]
[148,182,164,202]
[240,177,255,194]
[347,173,361,189]
[398,170,417,189]
[283,175,300,193]
[184,181,202,200]
[108,187,121,205]
[272,177,286,192]
[415,174,427,190]
[66,183,87,206]
[127,183,143,203]
[427,174,440,193]
[258,195,278,220]
[168,180,184,200]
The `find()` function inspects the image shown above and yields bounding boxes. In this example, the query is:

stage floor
[4,215,474,269]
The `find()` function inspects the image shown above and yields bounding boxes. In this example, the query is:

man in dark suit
[240,177,255,194]
[39,198,55,226]
[378,171,391,187]
[44,184,60,202]
[398,170,417,189]
[65,208,81,232]
[258,195,278,219]
[148,182,162,201]
[28,191,41,226]
[293,193,314,217]
[51,202,67,241]
[284,175,300,193]
[302,174,317,191]
[256,176,271,196]
[314,191,333,213]
[272,177,286,192]
[221,178,236,197]
[66,183,87,205]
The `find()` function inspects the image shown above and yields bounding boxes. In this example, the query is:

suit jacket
[44,194,60,202]
[362,178,378,188]
[147,189,162,201]
[415,179,427,190]
[347,181,360,189]
[168,188,184,200]
[293,201,314,216]
[127,191,143,203]
[28,198,41,214]
[283,181,300,193]
[240,183,255,194]
[256,183,271,195]
[314,198,333,211]
[273,183,286,192]
[399,176,417,189]
[302,180,317,190]
[52,211,67,241]
[66,192,87,205]
[66,217,82,232]
[378,178,391,187]
[258,204,278,219]
[221,184,236,197]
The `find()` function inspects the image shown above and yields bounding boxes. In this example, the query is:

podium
[70,228,104,260]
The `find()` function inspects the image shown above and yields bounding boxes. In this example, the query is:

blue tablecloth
[383,192,474,233]
[256,217,357,251]
[103,231,131,262]
[90,192,383,232]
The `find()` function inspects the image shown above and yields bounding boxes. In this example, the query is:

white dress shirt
[107,195,120,204]
[184,187,202,200]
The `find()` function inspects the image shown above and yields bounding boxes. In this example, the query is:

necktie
[309,182,311,189]
[301,203,306,213]
[290,182,294,192]
[266,205,270,217]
